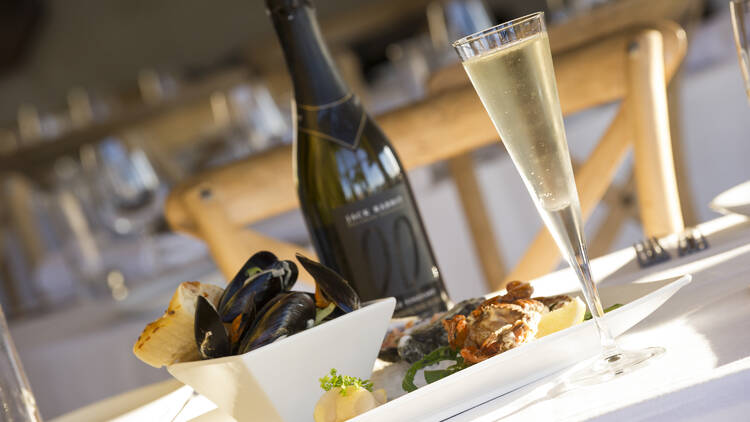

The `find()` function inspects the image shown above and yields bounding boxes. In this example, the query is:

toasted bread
[133,281,223,368]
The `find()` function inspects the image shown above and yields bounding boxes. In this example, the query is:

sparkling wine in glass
[453,12,663,384]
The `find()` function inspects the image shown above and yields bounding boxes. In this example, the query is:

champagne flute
[453,12,663,384]
[731,0,750,100]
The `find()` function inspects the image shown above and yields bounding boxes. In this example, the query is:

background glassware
[428,0,493,47]
[79,137,164,236]
[183,80,289,171]
[453,12,663,384]
[0,173,72,315]
[0,303,42,421]
[731,0,750,100]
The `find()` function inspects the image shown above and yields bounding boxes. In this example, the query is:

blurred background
[1,0,748,418]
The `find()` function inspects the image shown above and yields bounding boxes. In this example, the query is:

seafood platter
[133,251,692,421]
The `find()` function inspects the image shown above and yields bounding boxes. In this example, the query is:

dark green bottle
[265,0,451,317]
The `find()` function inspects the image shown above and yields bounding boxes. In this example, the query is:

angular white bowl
[168,297,396,422]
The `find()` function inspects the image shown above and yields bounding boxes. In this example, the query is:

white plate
[710,180,750,217]
[350,274,692,422]
[168,297,396,422]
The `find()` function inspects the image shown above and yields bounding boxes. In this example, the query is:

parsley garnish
[319,369,373,396]
[402,346,467,392]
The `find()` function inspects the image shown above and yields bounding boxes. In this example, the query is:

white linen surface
[445,215,750,422]
[47,214,750,422]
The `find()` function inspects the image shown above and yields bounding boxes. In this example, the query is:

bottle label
[331,183,447,316]
[298,94,365,149]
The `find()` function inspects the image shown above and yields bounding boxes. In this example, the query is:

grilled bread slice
[133,281,224,368]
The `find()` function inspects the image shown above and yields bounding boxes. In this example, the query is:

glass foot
[562,347,665,387]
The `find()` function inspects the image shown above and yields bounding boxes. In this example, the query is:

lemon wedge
[536,297,586,338]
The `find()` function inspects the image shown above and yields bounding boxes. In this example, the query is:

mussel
[193,251,362,360]
[195,295,231,359]
[217,253,298,323]
[220,251,278,304]
[238,291,315,353]
[296,253,361,313]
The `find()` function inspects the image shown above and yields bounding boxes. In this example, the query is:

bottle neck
[267,0,349,107]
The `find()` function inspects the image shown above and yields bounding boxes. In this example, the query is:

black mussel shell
[217,251,279,317]
[227,299,256,354]
[238,292,315,354]
[218,259,298,323]
[296,253,360,313]
[194,296,231,359]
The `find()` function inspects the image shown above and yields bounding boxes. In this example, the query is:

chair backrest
[165,21,687,290]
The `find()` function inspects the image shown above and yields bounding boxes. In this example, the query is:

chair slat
[627,29,685,236]
[165,22,688,286]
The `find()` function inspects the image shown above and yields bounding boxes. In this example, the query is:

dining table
[51,212,750,421]
[445,213,750,422]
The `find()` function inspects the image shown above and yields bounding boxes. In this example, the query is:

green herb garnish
[583,303,623,321]
[319,369,373,396]
[402,346,468,393]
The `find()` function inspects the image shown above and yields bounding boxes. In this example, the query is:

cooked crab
[442,281,569,365]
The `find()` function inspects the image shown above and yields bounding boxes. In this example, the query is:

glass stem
[570,242,619,356]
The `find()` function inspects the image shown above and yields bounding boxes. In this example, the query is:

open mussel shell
[238,292,315,354]
[195,296,231,359]
[218,259,299,323]
[217,251,280,317]
[296,253,361,313]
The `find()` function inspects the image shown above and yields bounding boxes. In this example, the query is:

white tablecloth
[49,214,750,421]
[10,265,223,419]
[446,214,750,422]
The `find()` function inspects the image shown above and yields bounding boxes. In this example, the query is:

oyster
[394,298,485,363]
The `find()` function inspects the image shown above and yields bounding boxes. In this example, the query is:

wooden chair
[165,21,687,292]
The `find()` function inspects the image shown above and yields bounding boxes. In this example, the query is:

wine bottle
[266,0,451,317]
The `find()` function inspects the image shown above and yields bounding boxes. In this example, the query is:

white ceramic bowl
[167,297,396,422]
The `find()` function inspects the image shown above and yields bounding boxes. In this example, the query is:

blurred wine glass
[138,69,179,105]
[194,80,289,170]
[0,303,42,422]
[391,0,494,98]
[427,0,493,47]
[50,157,106,294]
[731,0,750,100]
[1,173,72,314]
[80,137,164,236]
[230,82,288,146]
